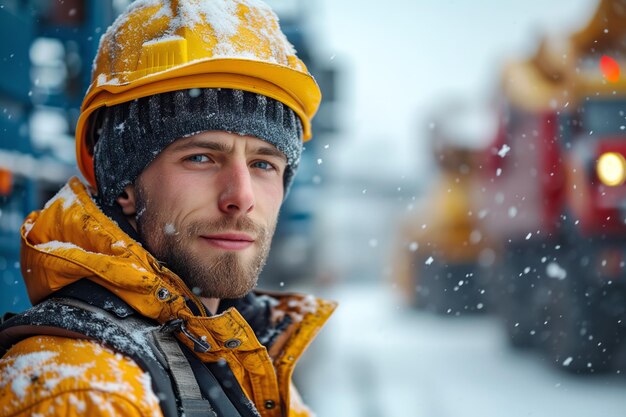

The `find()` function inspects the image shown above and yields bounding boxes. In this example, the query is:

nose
[218,162,255,215]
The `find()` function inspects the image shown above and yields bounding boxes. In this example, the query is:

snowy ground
[296,282,626,417]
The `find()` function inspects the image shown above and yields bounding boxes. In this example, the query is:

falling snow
[497,144,511,157]
[546,262,567,280]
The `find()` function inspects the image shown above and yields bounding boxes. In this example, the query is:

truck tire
[543,275,619,374]
[497,245,545,348]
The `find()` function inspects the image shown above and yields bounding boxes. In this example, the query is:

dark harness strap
[151,328,217,417]
[181,344,261,417]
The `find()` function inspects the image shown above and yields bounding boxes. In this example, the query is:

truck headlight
[597,152,626,186]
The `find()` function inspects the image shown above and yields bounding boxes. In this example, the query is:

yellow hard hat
[76,0,321,189]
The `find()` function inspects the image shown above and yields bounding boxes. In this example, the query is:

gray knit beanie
[93,88,303,206]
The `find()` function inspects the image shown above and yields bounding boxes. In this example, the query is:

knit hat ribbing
[93,88,303,206]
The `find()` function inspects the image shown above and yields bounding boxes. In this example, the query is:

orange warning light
[600,55,620,82]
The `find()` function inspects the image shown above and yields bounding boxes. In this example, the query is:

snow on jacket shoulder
[0,335,162,417]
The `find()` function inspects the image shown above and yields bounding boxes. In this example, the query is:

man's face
[126,131,286,299]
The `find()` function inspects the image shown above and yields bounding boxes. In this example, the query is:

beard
[134,186,275,300]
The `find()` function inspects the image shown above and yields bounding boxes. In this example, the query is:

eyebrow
[171,137,287,162]
[253,145,288,162]
[171,139,230,153]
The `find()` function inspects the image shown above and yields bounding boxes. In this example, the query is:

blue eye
[252,161,275,170]
[187,155,210,163]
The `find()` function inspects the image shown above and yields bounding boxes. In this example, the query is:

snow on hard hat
[76,0,321,189]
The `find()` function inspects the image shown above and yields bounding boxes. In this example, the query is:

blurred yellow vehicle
[394,102,497,315]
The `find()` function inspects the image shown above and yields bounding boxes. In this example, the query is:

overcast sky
[309,0,598,185]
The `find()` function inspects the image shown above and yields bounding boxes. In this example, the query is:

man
[0,1,335,416]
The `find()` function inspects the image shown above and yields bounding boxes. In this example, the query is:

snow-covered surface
[256,294,280,308]
[142,34,184,47]
[137,372,161,411]
[18,302,159,361]
[95,0,300,87]
[131,263,148,272]
[34,241,93,253]
[44,182,79,210]
[1,351,58,398]
[287,294,318,315]
[298,282,626,417]
[23,220,34,237]
[103,300,133,318]
[96,73,121,86]
[0,348,95,400]
[68,393,87,412]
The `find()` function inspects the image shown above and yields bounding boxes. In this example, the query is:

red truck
[478,0,626,373]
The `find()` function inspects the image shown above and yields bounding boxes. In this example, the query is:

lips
[200,233,255,250]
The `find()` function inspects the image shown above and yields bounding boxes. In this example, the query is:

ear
[116,184,137,216]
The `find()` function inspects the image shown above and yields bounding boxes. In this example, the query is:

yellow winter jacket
[0,177,336,417]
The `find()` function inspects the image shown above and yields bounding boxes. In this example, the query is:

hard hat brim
[76,57,321,189]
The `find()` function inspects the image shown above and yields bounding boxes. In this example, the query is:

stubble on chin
[137,201,275,299]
